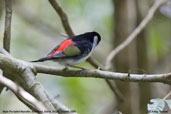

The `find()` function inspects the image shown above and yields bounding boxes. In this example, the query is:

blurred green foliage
[149,16,171,57]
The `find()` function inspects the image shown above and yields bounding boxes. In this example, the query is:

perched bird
[31,31,101,69]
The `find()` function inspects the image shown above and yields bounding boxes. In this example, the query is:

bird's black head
[86,31,101,45]
[72,31,101,46]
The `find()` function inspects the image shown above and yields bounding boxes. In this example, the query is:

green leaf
[147,99,165,114]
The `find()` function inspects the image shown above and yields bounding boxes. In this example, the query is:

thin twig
[48,0,74,37]
[105,80,124,102]
[0,75,47,113]
[163,90,171,100]
[3,0,12,53]
[105,0,169,70]
[87,59,125,101]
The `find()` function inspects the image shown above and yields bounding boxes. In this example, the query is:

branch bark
[0,52,171,85]
[34,64,171,84]
[1,0,13,95]
[0,75,47,113]
[0,49,76,114]
[105,0,169,70]
[3,0,12,52]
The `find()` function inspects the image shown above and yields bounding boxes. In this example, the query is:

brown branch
[86,58,124,101]
[3,0,12,53]
[0,75,47,113]
[1,49,171,114]
[86,58,125,101]
[48,0,74,37]
[1,52,170,84]
[1,0,13,95]
[34,64,171,84]
[105,80,124,102]
[105,0,169,70]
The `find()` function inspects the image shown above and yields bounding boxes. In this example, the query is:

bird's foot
[62,66,69,70]
[97,67,101,70]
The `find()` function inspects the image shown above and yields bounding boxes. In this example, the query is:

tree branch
[0,75,47,113]
[3,0,12,53]
[1,0,13,95]
[1,52,170,85]
[0,49,76,114]
[48,0,74,37]
[34,64,171,84]
[105,80,124,102]
[105,0,169,70]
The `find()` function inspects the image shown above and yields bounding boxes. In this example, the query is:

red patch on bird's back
[48,39,74,57]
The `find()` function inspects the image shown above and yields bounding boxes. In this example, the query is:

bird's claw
[63,66,69,70]
[97,67,101,70]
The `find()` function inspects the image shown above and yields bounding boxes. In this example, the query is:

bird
[31,31,101,69]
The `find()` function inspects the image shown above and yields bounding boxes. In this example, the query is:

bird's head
[87,31,101,46]
[72,31,101,46]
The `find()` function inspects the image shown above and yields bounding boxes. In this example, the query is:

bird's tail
[31,57,50,62]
